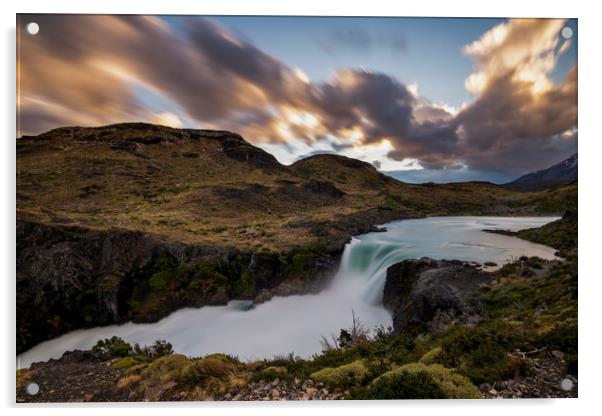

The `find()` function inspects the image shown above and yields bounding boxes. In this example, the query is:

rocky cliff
[382,258,492,334]
[17,218,340,354]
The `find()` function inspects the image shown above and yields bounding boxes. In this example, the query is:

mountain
[16,123,577,353]
[505,153,577,191]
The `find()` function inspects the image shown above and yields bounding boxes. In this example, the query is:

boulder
[383,258,492,334]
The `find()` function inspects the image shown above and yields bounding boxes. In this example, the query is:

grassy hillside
[17,123,576,251]
[514,210,577,255]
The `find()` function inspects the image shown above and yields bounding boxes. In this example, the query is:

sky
[17,15,577,183]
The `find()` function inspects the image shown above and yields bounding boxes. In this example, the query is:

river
[18,216,559,368]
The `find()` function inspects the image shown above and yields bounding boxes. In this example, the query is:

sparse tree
[320,309,370,351]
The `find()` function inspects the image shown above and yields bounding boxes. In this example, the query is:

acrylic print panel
[16,14,578,402]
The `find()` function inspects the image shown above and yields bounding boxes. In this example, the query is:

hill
[505,153,577,192]
[17,123,576,250]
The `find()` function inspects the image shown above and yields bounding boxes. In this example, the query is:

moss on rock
[310,360,368,387]
[376,363,480,399]
[419,347,442,365]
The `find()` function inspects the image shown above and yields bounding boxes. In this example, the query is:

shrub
[534,321,577,354]
[436,322,524,384]
[92,336,132,357]
[112,356,136,369]
[310,360,368,388]
[149,271,171,291]
[138,353,192,389]
[351,368,445,399]
[179,355,238,386]
[93,337,173,362]
[133,339,174,360]
[365,363,480,399]
[253,366,289,382]
[309,347,360,372]
[79,184,101,198]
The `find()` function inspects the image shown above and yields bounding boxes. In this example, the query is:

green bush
[310,347,360,372]
[140,354,191,386]
[384,363,481,399]
[112,356,136,369]
[179,355,237,386]
[92,337,173,360]
[252,366,289,382]
[232,268,255,297]
[534,321,577,354]
[436,322,524,384]
[310,360,368,388]
[92,336,132,357]
[351,368,445,399]
[149,271,171,291]
[133,339,174,360]
[353,363,480,399]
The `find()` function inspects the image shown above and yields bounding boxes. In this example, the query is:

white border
[2,1,601,415]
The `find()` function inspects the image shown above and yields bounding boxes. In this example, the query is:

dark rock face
[205,130,284,171]
[302,180,345,199]
[383,258,493,334]
[16,219,340,354]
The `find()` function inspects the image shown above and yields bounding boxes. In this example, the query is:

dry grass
[17,123,575,251]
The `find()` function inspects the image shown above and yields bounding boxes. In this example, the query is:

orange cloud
[17,15,576,175]
[454,19,577,172]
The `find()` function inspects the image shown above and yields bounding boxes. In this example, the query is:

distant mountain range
[505,153,577,191]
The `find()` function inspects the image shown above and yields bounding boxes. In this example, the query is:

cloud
[17,15,309,137]
[463,19,566,95]
[313,70,415,139]
[452,19,577,172]
[151,112,184,128]
[17,15,576,178]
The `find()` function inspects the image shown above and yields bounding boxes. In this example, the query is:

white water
[18,216,559,368]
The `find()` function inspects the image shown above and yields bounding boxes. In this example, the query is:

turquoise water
[18,216,559,368]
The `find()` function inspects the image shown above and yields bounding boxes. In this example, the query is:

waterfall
[18,216,560,368]
[333,238,414,305]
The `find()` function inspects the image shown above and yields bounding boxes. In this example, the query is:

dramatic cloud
[17,15,310,137]
[453,19,577,172]
[17,15,577,179]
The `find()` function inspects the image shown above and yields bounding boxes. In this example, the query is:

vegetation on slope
[514,210,577,256]
[18,123,576,251]
[17,247,577,401]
